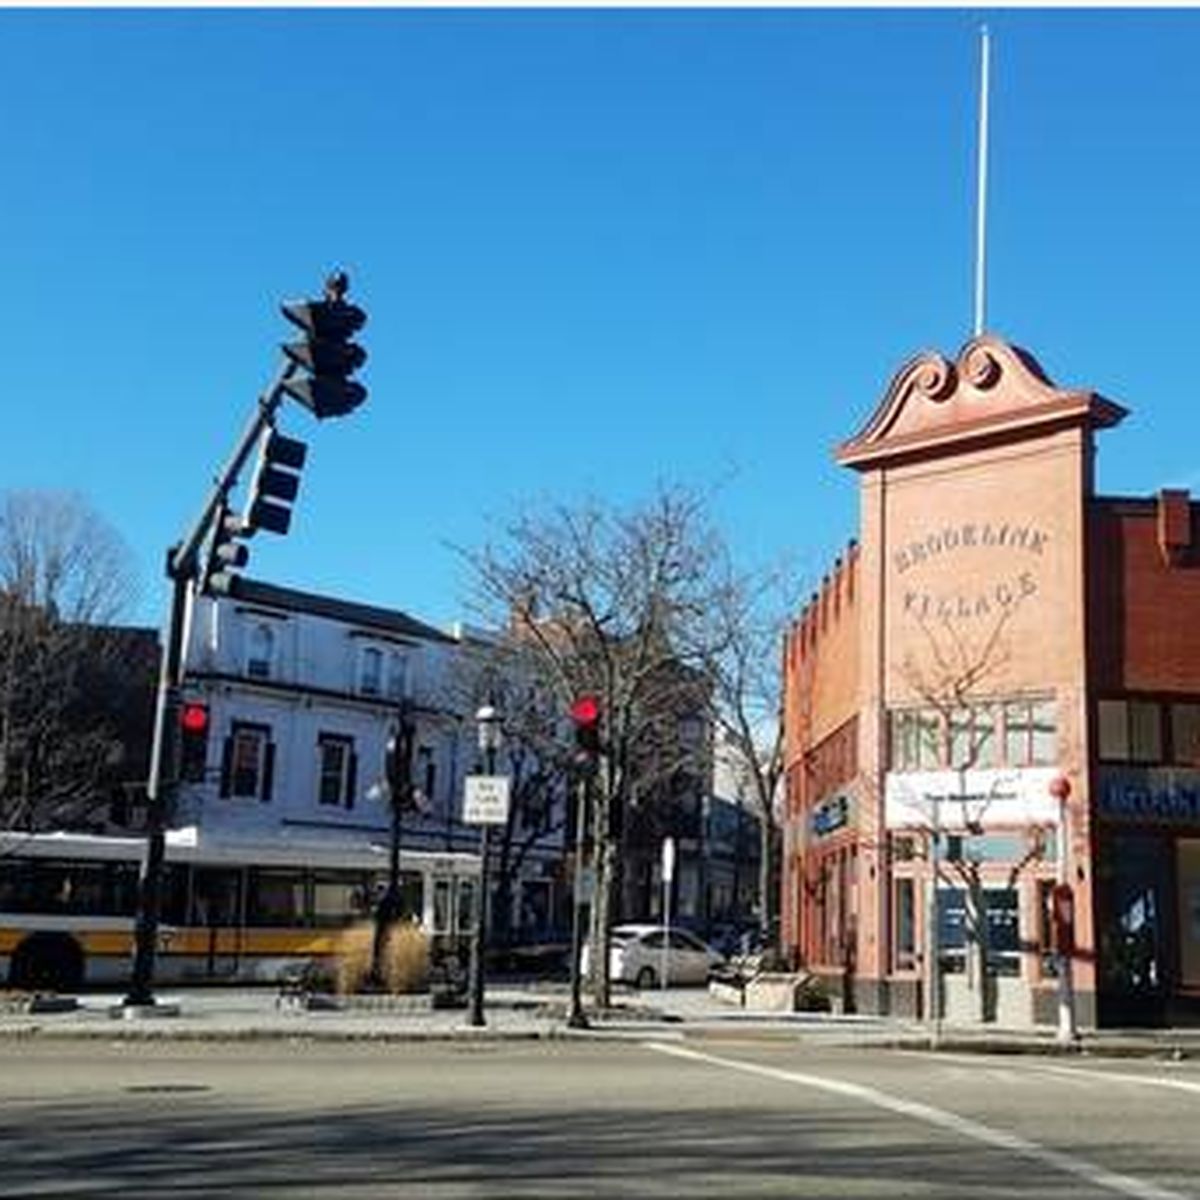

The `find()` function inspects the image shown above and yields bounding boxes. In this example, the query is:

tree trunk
[758,816,774,943]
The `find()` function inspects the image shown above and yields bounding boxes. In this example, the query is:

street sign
[463,775,511,825]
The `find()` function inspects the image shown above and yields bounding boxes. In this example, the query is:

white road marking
[1025,1062,1200,1098]
[645,1041,1191,1200]
[922,1052,1200,1098]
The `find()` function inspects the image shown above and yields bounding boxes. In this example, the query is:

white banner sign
[885,767,1060,831]
[463,775,511,826]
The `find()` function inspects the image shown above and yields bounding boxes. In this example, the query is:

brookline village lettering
[893,522,1049,575]
[903,570,1038,624]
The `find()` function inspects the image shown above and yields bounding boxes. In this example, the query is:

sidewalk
[2,984,1198,1058]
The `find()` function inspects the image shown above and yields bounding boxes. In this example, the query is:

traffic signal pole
[124,365,295,1009]
[125,275,368,1010]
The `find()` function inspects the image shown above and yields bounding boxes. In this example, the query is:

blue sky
[2,8,1199,630]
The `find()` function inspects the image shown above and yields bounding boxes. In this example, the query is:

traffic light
[202,506,249,596]
[243,427,308,536]
[179,702,210,783]
[571,695,602,767]
[280,271,367,420]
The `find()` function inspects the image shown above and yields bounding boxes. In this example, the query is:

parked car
[581,923,725,988]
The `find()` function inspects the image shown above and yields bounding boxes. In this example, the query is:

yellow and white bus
[0,827,480,991]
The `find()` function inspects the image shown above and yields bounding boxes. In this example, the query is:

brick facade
[783,335,1200,1027]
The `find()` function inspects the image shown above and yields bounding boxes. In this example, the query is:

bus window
[192,868,243,928]
[161,864,190,924]
[399,872,424,923]
[433,878,453,935]
[312,871,370,927]
[457,879,478,934]
[246,869,306,927]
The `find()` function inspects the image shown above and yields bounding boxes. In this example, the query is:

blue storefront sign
[811,794,850,838]
[1098,768,1200,826]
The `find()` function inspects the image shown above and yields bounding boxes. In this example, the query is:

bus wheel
[9,933,84,994]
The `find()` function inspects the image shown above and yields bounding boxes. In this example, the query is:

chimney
[1158,489,1192,566]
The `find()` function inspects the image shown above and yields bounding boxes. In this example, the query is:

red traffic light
[571,696,600,726]
[180,703,209,735]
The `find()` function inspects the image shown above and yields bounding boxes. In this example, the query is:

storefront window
[893,877,915,971]
[1097,699,1163,764]
[1171,703,1200,766]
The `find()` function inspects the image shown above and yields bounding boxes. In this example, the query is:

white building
[173,578,566,940]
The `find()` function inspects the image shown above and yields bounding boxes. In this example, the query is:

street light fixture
[468,703,502,1027]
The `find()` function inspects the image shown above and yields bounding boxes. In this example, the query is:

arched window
[247,624,274,680]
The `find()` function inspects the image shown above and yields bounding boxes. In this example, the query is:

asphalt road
[2,1038,1198,1198]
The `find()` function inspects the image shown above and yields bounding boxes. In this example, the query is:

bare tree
[897,600,1049,1025]
[446,633,573,949]
[0,491,146,834]
[694,557,795,947]
[460,485,722,1007]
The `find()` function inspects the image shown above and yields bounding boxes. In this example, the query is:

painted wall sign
[885,767,1060,831]
[1097,768,1200,827]
[892,521,1049,625]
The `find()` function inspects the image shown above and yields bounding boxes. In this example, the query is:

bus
[0,827,481,992]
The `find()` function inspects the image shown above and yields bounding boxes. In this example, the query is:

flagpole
[973,26,991,338]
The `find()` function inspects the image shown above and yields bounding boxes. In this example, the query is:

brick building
[782,334,1200,1028]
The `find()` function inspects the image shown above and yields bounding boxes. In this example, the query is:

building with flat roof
[782,334,1200,1028]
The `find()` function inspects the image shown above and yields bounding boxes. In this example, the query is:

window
[247,869,306,927]
[950,705,997,770]
[386,652,409,700]
[1172,703,1200,766]
[433,879,453,934]
[893,877,915,971]
[417,746,436,807]
[313,872,372,927]
[1098,699,1163,764]
[317,734,356,809]
[359,647,383,697]
[221,722,274,801]
[936,886,1020,976]
[1003,699,1056,767]
[891,710,942,771]
[246,623,275,680]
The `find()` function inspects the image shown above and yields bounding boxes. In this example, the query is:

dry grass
[333,920,430,995]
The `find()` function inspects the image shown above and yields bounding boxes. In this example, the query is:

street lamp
[1049,774,1079,1045]
[468,703,502,1027]
[372,703,415,989]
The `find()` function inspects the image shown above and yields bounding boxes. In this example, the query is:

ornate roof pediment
[836,334,1127,470]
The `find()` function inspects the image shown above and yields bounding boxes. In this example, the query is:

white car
[582,923,725,988]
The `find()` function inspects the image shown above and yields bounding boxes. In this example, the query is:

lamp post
[1049,774,1078,1045]
[372,703,415,989]
[468,703,502,1027]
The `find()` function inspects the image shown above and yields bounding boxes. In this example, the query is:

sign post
[463,775,511,826]
[661,836,675,991]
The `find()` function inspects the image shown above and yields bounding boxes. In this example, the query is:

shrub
[332,919,430,995]
[334,922,375,995]
[381,920,430,994]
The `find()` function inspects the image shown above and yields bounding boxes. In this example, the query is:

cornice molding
[836,334,1128,470]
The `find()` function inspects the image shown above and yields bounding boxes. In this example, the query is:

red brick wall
[1089,495,1200,692]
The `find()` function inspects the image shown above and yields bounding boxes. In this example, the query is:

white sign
[661,836,676,883]
[463,775,511,825]
[885,767,1059,831]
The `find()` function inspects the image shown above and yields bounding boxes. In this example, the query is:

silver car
[583,923,725,988]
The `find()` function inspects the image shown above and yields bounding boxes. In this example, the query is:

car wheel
[635,965,657,989]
